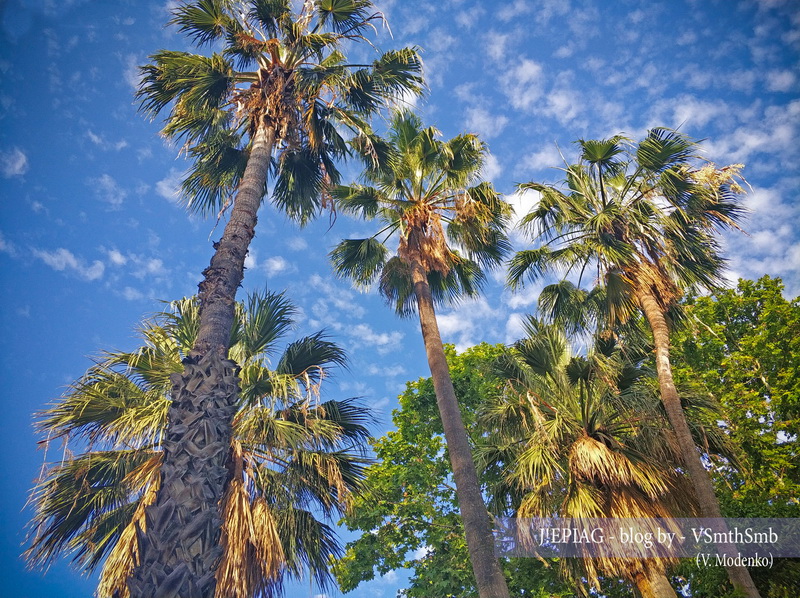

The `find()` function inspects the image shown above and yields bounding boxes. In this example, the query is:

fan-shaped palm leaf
[26,290,371,598]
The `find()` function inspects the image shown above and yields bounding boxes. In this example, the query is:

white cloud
[107,248,128,266]
[412,545,432,559]
[264,255,294,276]
[122,53,143,90]
[287,237,308,251]
[89,174,127,208]
[482,153,503,181]
[366,363,406,377]
[155,168,185,203]
[505,312,527,344]
[517,145,561,176]
[32,247,105,281]
[464,107,508,139]
[121,286,145,301]
[0,231,16,255]
[766,69,797,92]
[345,323,404,354]
[309,273,366,319]
[436,297,502,351]
[500,58,545,110]
[504,281,543,310]
[87,130,128,151]
[541,85,583,126]
[506,187,540,234]
[1,147,29,178]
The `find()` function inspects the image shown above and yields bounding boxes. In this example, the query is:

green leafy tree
[508,131,759,596]
[481,319,734,598]
[671,276,800,597]
[334,343,571,598]
[330,110,512,597]
[26,291,371,598]
[134,2,421,594]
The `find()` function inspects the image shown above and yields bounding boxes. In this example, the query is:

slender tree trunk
[128,123,276,598]
[638,289,761,598]
[632,569,678,598]
[409,259,511,598]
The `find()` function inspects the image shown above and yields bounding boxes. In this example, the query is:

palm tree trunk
[633,569,678,598]
[128,122,276,598]
[637,288,761,598]
[408,259,511,598]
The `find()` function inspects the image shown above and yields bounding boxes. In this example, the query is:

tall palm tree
[330,109,512,598]
[507,130,759,596]
[26,290,371,598]
[481,319,732,598]
[134,2,421,594]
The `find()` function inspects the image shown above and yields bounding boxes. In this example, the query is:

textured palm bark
[638,289,761,598]
[409,259,511,598]
[633,569,678,598]
[128,123,276,598]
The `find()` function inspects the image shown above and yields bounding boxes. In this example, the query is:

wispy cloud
[1,147,29,178]
[264,256,294,277]
[0,231,17,255]
[464,107,509,139]
[155,168,185,204]
[287,237,308,251]
[309,274,366,319]
[32,247,105,281]
[344,323,404,355]
[500,58,545,110]
[88,174,127,208]
[87,130,128,151]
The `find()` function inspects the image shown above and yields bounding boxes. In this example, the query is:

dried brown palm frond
[96,455,161,598]
[216,442,285,598]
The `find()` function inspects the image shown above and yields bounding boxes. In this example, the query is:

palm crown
[481,320,731,593]
[137,0,423,221]
[26,290,371,598]
[508,129,746,328]
[330,109,511,315]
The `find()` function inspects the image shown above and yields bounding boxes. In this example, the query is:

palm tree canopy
[508,129,747,328]
[26,290,372,598]
[330,109,512,316]
[137,0,423,222]
[479,320,733,589]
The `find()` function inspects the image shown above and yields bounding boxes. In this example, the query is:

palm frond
[330,237,389,286]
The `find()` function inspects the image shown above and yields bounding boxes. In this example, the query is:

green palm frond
[231,289,296,361]
[316,0,376,35]
[26,450,158,570]
[27,290,370,595]
[511,128,747,334]
[330,237,389,286]
[169,0,237,46]
[248,0,291,39]
[332,110,509,314]
[136,0,423,219]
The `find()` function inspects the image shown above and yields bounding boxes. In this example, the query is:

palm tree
[134,2,421,594]
[507,130,759,597]
[26,290,372,598]
[330,109,512,598]
[481,319,732,597]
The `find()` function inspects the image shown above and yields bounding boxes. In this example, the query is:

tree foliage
[670,276,800,597]
[26,291,371,598]
[334,343,572,597]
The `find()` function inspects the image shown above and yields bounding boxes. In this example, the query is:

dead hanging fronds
[398,206,451,275]
[216,442,285,598]
[96,455,162,598]
[692,162,746,195]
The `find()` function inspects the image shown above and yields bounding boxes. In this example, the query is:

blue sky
[0,0,797,596]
